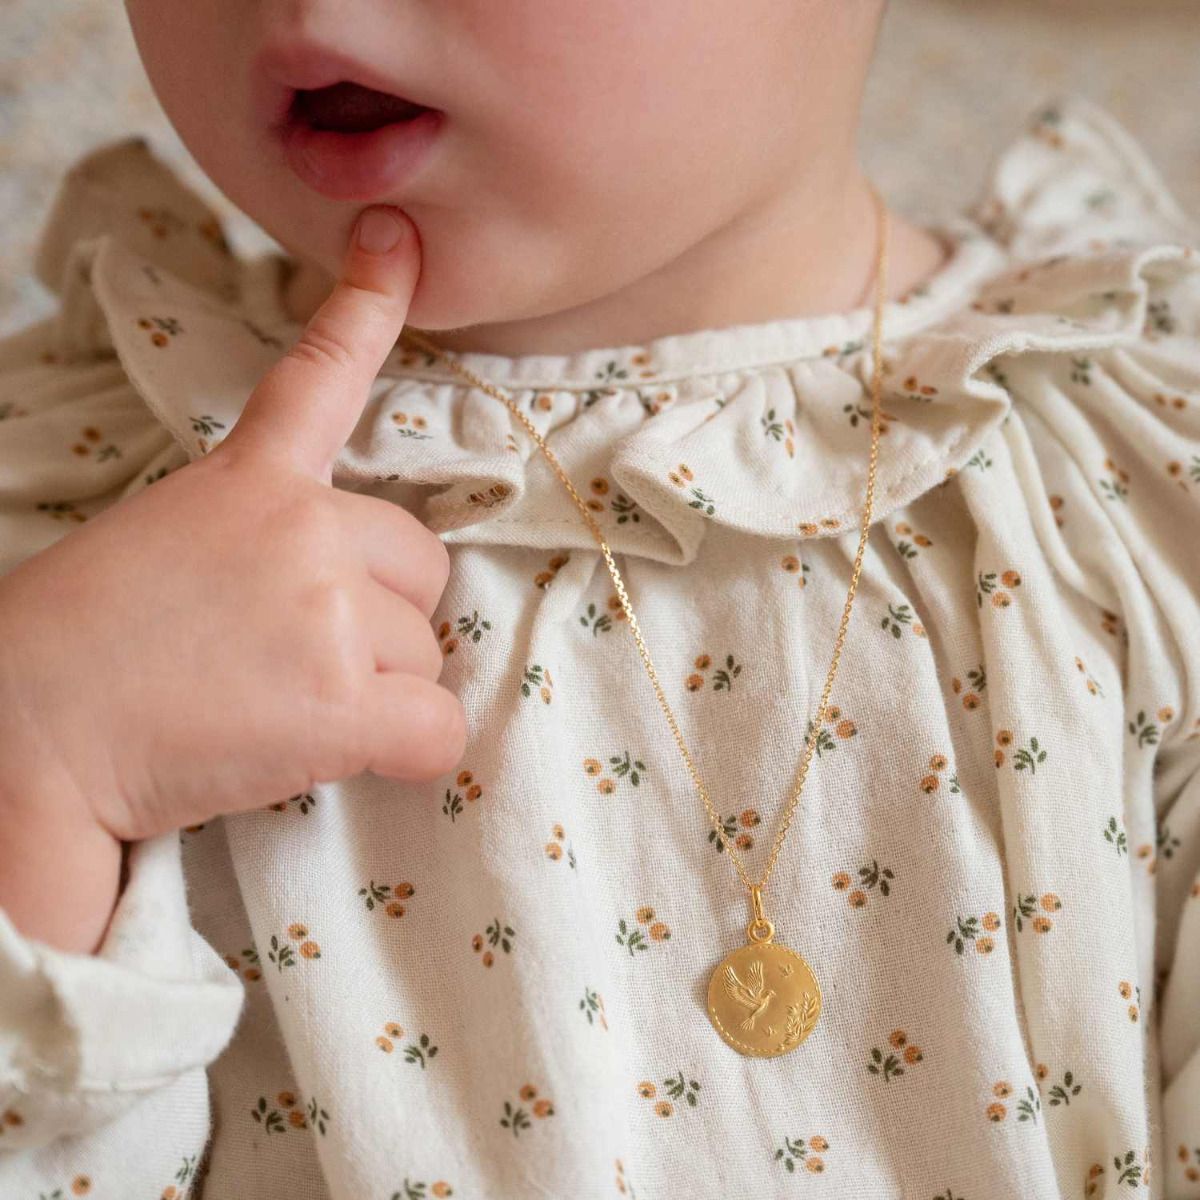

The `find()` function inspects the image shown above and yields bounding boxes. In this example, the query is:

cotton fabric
[1,91,1199,1199]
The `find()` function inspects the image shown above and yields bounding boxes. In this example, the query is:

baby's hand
[0,206,465,845]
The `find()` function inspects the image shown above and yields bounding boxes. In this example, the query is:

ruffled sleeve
[0,150,245,1162]
[975,93,1200,1194]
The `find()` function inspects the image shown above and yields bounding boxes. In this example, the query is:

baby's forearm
[0,764,123,956]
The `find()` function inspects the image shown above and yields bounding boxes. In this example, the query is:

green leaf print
[881,603,913,637]
[307,1095,330,1136]
[442,788,464,822]
[1127,709,1160,748]
[486,918,515,954]
[866,1046,904,1083]
[456,610,493,643]
[688,487,716,516]
[1016,1085,1040,1123]
[1113,1149,1143,1187]
[579,603,614,636]
[609,751,647,786]
[1013,738,1047,774]
[616,918,648,956]
[499,1100,531,1137]
[403,1033,439,1069]
[946,916,980,955]
[712,655,742,692]
[663,1071,700,1108]
[1046,1070,1081,1106]
[1103,816,1128,855]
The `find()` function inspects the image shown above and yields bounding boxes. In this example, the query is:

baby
[1,2,1199,1198]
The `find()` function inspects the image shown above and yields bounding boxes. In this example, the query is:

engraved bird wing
[746,958,764,996]
[722,960,765,1009]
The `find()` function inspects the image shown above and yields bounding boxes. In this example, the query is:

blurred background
[1,0,1197,335]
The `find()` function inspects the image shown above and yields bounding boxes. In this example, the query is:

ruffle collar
[32,92,1199,563]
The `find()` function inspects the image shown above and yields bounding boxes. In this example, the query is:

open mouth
[290,81,434,134]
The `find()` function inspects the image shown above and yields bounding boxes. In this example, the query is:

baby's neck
[283,168,950,357]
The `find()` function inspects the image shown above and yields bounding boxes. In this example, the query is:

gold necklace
[398,182,888,1057]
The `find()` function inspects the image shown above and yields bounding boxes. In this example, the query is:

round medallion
[706,938,822,1058]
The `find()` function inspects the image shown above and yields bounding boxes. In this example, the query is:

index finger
[223,206,422,483]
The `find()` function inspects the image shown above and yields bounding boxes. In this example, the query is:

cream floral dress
[2,91,1199,1200]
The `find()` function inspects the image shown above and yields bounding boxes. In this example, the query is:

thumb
[223,206,421,482]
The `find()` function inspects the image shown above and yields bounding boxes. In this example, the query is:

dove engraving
[722,958,776,1030]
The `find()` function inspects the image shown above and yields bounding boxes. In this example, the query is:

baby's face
[125,1,880,334]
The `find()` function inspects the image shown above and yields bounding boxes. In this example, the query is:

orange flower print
[464,481,514,510]
[686,651,744,692]
[545,823,577,869]
[375,1021,405,1052]
[617,909,670,955]
[69,1176,91,1195]
[893,521,934,559]
[1098,456,1130,502]
[881,602,921,638]
[761,408,796,457]
[585,752,645,793]
[1075,655,1104,697]
[359,879,414,917]
[1118,979,1141,1023]
[252,1090,328,1136]
[34,499,88,523]
[268,924,320,969]
[900,374,938,401]
[137,314,184,350]
[986,1078,1041,1124]
[443,770,483,823]
[534,552,571,588]
[391,409,431,440]
[224,946,263,982]
[667,462,695,488]
[868,1030,922,1082]
[708,811,758,854]
[831,859,894,908]
[443,611,492,656]
[615,1158,635,1195]
[805,704,859,757]
[977,569,1022,609]
[1013,892,1061,933]
[781,553,810,588]
[264,790,318,815]
[137,204,185,239]
[1178,1144,1200,1185]
[68,422,123,463]
[776,1133,831,1174]
[580,986,608,1030]
[947,911,1002,955]
[500,1084,555,1136]
[398,1180,455,1198]
[475,917,515,964]
[595,483,643,523]
[637,1071,700,1115]
[520,663,554,704]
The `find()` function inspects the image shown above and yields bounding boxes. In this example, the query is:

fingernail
[355,208,405,255]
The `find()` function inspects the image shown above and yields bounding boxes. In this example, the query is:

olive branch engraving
[773,992,818,1052]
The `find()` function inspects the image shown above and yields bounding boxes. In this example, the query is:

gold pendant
[706,887,822,1057]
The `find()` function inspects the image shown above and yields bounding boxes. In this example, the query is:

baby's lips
[281,107,446,202]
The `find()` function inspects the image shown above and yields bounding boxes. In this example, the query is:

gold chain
[398,182,889,910]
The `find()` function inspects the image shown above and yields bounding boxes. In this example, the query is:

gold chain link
[398,182,889,910]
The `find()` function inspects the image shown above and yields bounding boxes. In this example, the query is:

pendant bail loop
[750,884,766,926]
